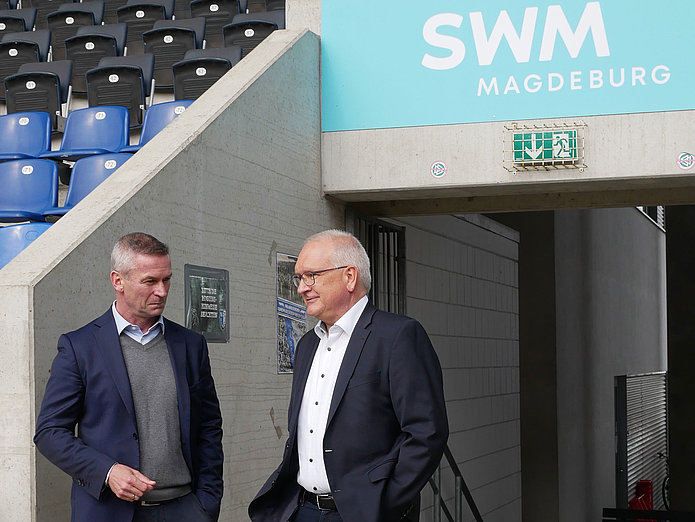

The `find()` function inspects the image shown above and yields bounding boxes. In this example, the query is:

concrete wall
[388,215,521,522]
[554,208,667,521]
[0,29,344,521]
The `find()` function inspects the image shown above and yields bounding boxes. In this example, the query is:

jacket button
[133,433,138,440]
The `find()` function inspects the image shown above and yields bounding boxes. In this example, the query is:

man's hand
[107,463,156,502]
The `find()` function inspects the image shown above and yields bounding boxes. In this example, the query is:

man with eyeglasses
[249,229,448,522]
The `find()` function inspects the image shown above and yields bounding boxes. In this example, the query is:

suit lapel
[164,320,192,462]
[326,305,375,426]
[95,310,136,420]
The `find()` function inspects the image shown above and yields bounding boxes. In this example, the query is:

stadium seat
[22,0,75,30]
[65,23,127,93]
[40,105,129,161]
[117,0,174,55]
[47,1,105,61]
[172,46,240,100]
[43,153,132,217]
[143,17,205,88]
[86,54,155,127]
[121,98,192,152]
[0,159,58,222]
[0,221,52,270]
[222,9,283,56]
[0,30,51,99]
[4,0,19,9]
[101,0,126,24]
[189,0,240,48]
[0,111,52,160]
[173,0,191,22]
[243,0,284,13]
[0,8,37,34]
[4,60,73,131]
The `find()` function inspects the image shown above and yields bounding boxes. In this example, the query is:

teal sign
[321,1,695,131]
[513,130,577,163]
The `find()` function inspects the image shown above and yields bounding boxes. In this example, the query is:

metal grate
[615,372,668,510]
[503,121,587,172]
[352,217,405,315]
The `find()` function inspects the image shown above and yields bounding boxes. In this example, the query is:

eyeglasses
[292,266,348,288]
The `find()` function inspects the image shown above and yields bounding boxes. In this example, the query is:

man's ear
[344,266,358,293]
[111,270,124,293]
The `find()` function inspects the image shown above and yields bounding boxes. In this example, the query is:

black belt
[301,489,337,511]
[137,497,179,508]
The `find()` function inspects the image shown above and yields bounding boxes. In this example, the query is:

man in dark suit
[34,232,223,522]
[249,230,448,522]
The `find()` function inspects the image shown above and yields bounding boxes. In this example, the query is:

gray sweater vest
[120,332,192,501]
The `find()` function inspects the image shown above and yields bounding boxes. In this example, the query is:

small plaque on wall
[184,264,230,343]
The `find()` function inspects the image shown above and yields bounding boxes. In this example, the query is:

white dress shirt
[112,302,165,345]
[296,295,368,494]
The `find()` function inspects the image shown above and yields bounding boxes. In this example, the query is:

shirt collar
[314,295,369,339]
[111,301,165,336]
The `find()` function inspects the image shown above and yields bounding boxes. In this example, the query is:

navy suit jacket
[249,303,448,522]
[34,309,224,522]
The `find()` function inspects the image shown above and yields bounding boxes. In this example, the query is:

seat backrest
[4,71,62,130]
[75,22,128,54]
[0,221,52,269]
[183,45,241,63]
[152,16,206,47]
[58,105,129,152]
[138,99,192,145]
[22,0,75,30]
[0,159,58,213]
[1,29,51,60]
[17,59,73,102]
[57,0,105,23]
[189,0,239,48]
[0,7,37,33]
[0,111,51,157]
[64,153,131,206]
[96,53,154,92]
[126,0,174,19]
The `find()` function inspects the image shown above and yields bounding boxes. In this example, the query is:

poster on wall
[184,264,230,343]
[276,252,307,374]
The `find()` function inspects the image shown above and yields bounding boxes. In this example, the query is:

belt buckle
[139,500,162,507]
[316,494,333,511]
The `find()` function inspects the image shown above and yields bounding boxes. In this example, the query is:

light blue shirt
[111,302,165,345]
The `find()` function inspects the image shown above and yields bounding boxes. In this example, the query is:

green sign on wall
[513,130,578,164]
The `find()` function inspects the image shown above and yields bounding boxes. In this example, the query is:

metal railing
[603,508,695,521]
[428,446,484,522]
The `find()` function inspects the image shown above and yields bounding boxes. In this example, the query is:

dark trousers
[132,492,212,522]
[290,501,344,522]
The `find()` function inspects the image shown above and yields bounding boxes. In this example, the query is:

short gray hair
[111,232,169,274]
[305,229,371,292]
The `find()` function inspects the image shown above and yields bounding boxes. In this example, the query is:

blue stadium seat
[40,105,130,161]
[122,99,193,152]
[0,8,38,34]
[0,159,58,222]
[22,0,76,30]
[0,221,52,269]
[43,153,132,217]
[0,111,52,160]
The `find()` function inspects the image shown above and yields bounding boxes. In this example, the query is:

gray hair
[305,229,371,292]
[111,232,169,274]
